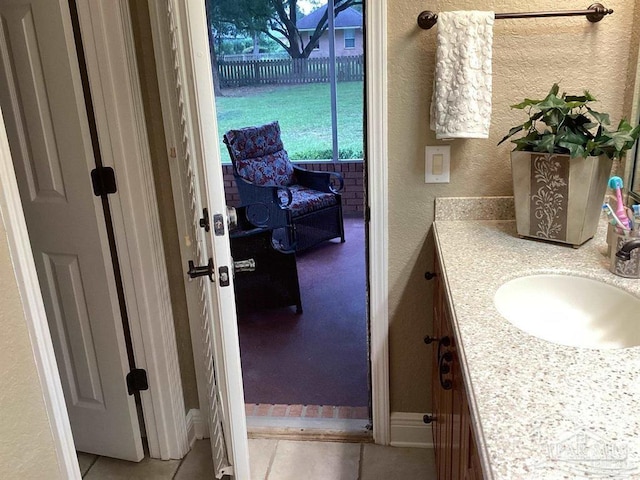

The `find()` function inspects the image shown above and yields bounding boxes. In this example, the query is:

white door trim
[0,108,81,479]
[148,0,392,447]
[72,0,188,459]
[148,0,390,449]
[366,0,391,445]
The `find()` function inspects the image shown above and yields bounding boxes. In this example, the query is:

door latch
[213,213,225,236]
[218,266,230,286]
[187,258,215,282]
[199,208,210,232]
[233,258,256,273]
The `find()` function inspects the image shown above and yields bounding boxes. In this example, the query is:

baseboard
[186,409,207,447]
[389,412,434,449]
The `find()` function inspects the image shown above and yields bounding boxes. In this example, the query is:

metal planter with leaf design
[511,152,610,247]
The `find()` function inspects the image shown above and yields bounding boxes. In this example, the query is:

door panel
[0,0,143,461]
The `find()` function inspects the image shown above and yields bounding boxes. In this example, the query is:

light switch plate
[425,146,450,183]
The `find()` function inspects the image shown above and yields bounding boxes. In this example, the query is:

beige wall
[0,219,61,478]
[387,0,639,412]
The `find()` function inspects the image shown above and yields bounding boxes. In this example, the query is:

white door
[153,1,250,477]
[0,0,143,461]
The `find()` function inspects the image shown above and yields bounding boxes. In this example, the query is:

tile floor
[78,438,436,479]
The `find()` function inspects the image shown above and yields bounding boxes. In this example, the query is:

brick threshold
[246,403,369,420]
[245,403,372,442]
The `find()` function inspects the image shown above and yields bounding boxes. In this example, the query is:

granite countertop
[433,219,640,480]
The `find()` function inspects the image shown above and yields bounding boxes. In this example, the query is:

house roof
[296,5,362,31]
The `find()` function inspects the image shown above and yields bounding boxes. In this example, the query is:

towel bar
[417,3,613,30]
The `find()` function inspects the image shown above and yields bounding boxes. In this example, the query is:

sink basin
[494,274,640,349]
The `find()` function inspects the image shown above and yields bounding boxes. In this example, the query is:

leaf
[536,94,567,111]
[543,108,564,128]
[510,98,542,109]
[583,90,597,102]
[498,124,525,145]
[549,83,560,96]
[535,134,557,153]
[557,141,586,158]
[586,108,610,125]
[564,95,590,104]
[600,131,635,152]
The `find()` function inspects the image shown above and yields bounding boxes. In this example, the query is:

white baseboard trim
[390,412,434,449]
[186,409,208,447]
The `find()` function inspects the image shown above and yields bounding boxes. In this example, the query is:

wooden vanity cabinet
[430,254,484,480]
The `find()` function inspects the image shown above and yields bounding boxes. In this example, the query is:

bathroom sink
[494,274,640,349]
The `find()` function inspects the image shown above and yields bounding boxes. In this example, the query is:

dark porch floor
[237,216,369,407]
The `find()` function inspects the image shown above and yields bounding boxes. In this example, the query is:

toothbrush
[602,203,630,231]
[608,176,630,229]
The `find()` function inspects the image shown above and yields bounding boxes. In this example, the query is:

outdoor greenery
[207,0,362,59]
[215,82,364,161]
[499,84,640,159]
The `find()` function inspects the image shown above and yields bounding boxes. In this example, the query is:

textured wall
[387,0,639,412]
[0,219,61,478]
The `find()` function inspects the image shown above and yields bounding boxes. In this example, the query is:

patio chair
[223,121,345,252]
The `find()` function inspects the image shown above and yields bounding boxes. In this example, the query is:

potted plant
[499,84,640,247]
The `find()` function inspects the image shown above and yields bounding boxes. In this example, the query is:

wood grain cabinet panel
[429,252,484,480]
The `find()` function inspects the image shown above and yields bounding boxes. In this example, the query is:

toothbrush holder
[610,231,640,278]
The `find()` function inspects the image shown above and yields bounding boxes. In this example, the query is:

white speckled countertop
[433,219,640,480]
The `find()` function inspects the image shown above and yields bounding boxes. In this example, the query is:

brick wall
[222,161,365,216]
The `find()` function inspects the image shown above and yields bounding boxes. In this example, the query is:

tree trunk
[204,0,223,96]
[252,32,260,55]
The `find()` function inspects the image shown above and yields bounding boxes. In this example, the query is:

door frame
[73,0,190,460]
[0,0,191,469]
[0,108,81,479]
[150,0,391,445]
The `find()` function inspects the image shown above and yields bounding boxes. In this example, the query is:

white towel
[430,11,494,139]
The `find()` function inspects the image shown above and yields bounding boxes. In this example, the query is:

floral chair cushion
[225,121,295,186]
[278,185,338,217]
[235,149,294,187]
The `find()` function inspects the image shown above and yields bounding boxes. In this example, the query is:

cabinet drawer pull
[438,352,453,390]
[424,335,451,346]
[425,271,438,280]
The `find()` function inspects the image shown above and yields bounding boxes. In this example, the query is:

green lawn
[214,82,364,161]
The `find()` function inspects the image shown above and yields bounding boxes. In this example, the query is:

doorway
[205,0,371,434]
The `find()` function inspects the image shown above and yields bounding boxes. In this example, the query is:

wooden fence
[218,55,364,87]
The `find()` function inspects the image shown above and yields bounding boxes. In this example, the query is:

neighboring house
[296,5,363,57]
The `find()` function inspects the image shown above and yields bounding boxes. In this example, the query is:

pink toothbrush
[608,176,630,229]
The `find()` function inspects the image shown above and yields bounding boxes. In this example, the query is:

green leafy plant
[498,84,640,159]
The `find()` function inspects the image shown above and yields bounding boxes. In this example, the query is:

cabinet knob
[425,271,438,280]
[440,363,450,375]
[423,414,435,424]
[442,351,453,362]
[424,335,451,347]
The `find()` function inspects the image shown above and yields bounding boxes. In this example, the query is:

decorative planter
[511,152,611,247]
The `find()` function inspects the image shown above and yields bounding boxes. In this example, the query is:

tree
[266,0,362,59]
[209,0,363,60]
[205,0,274,94]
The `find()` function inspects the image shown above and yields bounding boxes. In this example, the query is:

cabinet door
[432,250,484,480]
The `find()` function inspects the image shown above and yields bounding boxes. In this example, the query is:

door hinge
[219,465,234,477]
[126,368,149,395]
[91,166,117,196]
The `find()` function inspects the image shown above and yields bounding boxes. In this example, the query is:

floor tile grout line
[357,443,364,480]
[82,455,100,478]
[263,439,279,480]
[171,450,189,480]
